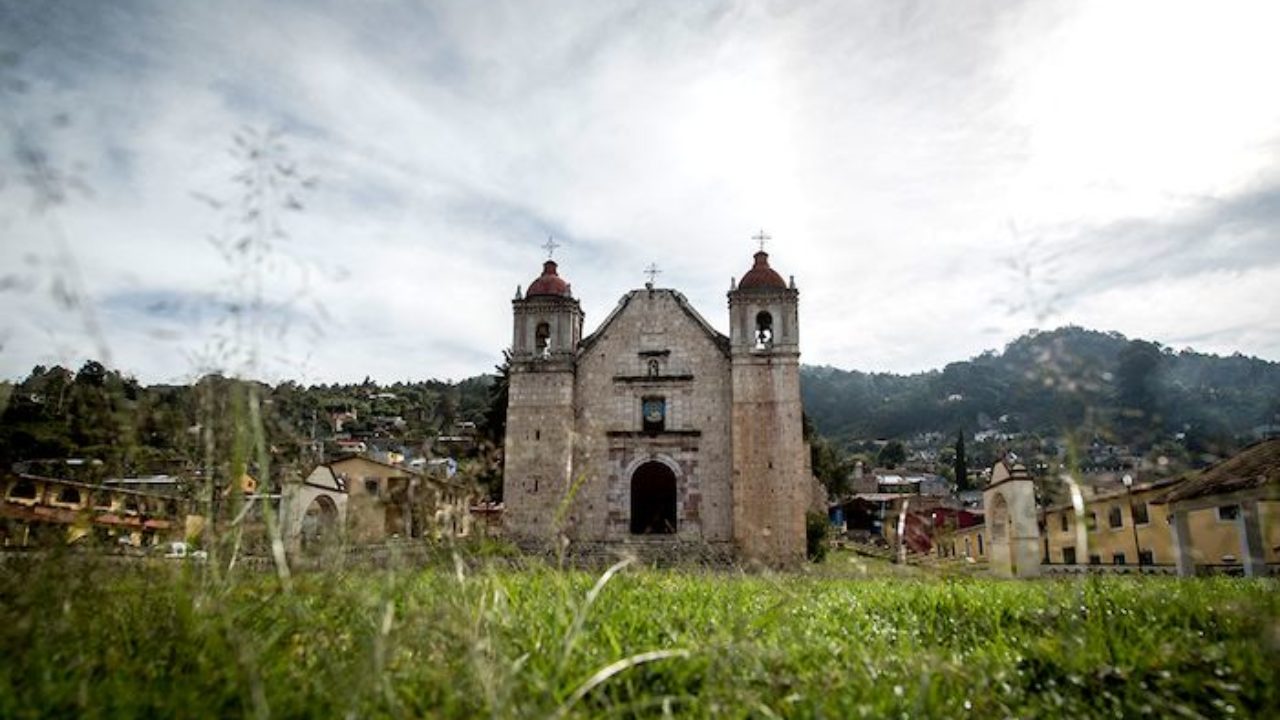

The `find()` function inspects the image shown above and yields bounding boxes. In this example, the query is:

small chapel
[501,243,812,565]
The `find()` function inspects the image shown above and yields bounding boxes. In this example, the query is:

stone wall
[570,289,734,544]
[730,355,807,565]
[502,364,576,544]
[536,538,738,569]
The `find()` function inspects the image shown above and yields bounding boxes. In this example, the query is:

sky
[2,0,1279,385]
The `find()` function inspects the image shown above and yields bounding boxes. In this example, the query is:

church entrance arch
[630,461,677,535]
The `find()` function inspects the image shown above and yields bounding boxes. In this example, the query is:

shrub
[806,511,830,562]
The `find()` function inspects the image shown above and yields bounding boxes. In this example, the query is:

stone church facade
[502,248,810,565]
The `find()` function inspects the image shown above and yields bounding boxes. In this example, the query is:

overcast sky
[2,0,1278,384]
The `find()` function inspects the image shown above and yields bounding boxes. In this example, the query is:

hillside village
[2,320,1278,576]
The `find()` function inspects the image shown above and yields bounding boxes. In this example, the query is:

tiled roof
[736,251,787,290]
[1156,438,1280,504]
[526,260,572,297]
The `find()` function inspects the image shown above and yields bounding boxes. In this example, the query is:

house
[281,454,472,553]
[934,439,1280,577]
[2,473,188,548]
[1155,438,1280,577]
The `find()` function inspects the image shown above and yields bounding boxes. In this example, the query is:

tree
[805,511,830,562]
[876,440,906,469]
[954,429,969,490]
[810,435,851,498]
[481,352,510,446]
[1117,339,1163,414]
[1116,339,1165,443]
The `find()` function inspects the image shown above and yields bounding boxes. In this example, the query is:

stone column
[1170,509,1194,577]
[1238,500,1267,578]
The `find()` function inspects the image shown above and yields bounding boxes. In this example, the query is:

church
[501,245,812,565]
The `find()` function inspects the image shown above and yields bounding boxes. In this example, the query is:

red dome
[526,260,572,297]
[738,251,787,290]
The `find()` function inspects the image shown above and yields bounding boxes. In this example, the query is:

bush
[806,511,830,562]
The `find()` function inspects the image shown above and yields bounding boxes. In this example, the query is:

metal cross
[752,229,771,252]
[644,262,662,285]
[542,236,560,259]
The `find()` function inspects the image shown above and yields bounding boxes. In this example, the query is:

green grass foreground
[1,554,1277,719]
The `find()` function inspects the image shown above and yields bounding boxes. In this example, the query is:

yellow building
[949,522,986,563]
[1040,478,1182,568]
[2,473,187,548]
[1157,438,1279,576]
[939,439,1280,576]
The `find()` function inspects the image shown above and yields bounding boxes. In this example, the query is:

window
[1087,512,1098,531]
[1059,513,1069,532]
[642,397,666,433]
[1217,504,1240,521]
[977,533,984,556]
[56,487,81,505]
[647,358,660,377]
[92,490,113,510]
[364,478,380,496]
[1108,506,1124,529]
[8,479,38,500]
[754,311,774,349]
[1138,549,1154,566]
[1088,554,1101,566]
[1062,546,1077,565]
[1112,553,1126,566]
[1132,502,1149,525]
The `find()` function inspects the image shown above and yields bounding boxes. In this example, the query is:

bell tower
[728,243,806,564]
[502,257,583,545]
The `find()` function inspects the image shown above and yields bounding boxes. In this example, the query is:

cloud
[2,0,1279,383]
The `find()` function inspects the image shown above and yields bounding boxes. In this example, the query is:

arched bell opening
[754,311,774,349]
[534,322,551,357]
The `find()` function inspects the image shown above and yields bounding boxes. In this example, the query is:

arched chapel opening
[302,494,340,550]
[630,461,677,535]
[988,492,1012,574]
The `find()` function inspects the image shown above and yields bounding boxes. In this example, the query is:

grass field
[1,551,1277,719]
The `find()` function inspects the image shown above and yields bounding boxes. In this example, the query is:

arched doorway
[301,495,340,550]
[630,461,677,535]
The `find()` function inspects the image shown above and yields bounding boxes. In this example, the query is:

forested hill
[800,327,1280,446]
[4,326,1278,477]
[0,365,499,478]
